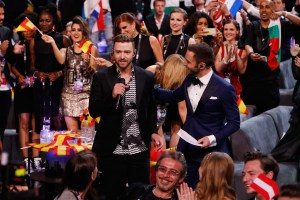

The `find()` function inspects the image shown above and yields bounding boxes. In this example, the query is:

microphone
[115,77,125,110]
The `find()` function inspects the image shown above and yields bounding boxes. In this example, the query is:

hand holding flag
[77,40,96,59]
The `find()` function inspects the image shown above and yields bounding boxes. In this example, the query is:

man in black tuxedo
[144,0,170,38]
[242,152,279,200]
[154,43,240,188]
[89,34,163,200]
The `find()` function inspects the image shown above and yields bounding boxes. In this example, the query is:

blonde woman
[147,54,188,148]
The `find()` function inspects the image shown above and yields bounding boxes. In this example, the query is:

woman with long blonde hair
[147,54,188,148]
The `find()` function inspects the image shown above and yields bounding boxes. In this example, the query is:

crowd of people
[1,0,300,199]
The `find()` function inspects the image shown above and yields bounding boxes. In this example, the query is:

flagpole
[25,17,43,35]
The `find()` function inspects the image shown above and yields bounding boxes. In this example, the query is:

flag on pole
[237,96,248,115]
[14,18,37,32]
[250,173,280,200]
[83,0,104,33]
[91,0,104,33]
[78,40,93,54]
[268,19,281,70]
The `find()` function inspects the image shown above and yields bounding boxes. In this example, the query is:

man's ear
[91,170,97,181]
[266,171,274,180]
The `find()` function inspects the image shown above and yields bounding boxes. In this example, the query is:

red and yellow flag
[79,108,101,126]
[237,96,249,115]
[14,18,36,32]
[78,40,93,54]
[29,131,92,156]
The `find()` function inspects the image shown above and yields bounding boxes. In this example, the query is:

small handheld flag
[79,108,100,126]
[14,18,36,32]
[250,173,280,200]
[237,96,249,115]
[14,17,43,36]
[78,40,94,55]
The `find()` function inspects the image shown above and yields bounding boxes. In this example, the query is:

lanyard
[135,34,142,64]
[163,33,184,57]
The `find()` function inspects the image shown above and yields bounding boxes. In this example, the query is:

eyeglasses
[157,166,180,177]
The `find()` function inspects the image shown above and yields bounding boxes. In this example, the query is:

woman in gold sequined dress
[42,16,98,130]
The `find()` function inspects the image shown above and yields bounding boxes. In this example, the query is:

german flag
[78,40,93,54]
[14,18,36,32]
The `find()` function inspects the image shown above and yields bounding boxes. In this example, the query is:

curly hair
[195,152,236,200]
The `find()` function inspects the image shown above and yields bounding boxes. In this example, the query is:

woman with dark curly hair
[185,12,223,51]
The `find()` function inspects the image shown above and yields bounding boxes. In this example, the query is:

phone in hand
[204,28,217,36]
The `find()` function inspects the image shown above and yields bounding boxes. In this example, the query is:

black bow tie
[191,77,204,87]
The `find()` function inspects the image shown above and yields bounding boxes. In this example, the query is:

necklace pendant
[262,38,265,42]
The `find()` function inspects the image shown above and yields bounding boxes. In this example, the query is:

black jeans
[99,151,150,200]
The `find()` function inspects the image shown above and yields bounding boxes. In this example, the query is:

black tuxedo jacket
[89,64,157,157]
[145,14,171,38]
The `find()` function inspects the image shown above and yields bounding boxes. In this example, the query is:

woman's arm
[41,34,66,64]
[178,100,187,123]
[237,49,248,75]
[149,35,164,64]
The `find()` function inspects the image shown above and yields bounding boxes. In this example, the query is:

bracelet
[222,58,229,65]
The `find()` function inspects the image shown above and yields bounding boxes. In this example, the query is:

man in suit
[154,43,240,188]
[144,0,170,38]
[89,34,163,200]
[242,151,279,200]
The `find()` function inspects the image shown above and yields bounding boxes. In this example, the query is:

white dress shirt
[187,69,216,147]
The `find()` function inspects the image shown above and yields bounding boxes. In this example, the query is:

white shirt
[154,13,165,30]
[187,69,216,147]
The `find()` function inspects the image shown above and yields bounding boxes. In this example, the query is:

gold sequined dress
[60,46,92,117]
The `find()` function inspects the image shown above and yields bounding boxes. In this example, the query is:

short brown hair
[153,0,166,7]
[113,34,135,49]
[244,151,279,181]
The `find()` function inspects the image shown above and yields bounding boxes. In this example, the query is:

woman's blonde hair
[195,152,236,200]
[156,54,188,90]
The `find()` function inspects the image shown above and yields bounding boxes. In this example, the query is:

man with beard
[241,0,300,114]
[122,151,188,200]
[154,42,240,188]
[89,34,164,200]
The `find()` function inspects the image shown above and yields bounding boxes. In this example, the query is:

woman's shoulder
[54,189,79,200]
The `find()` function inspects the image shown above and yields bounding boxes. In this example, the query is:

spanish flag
[79,108,101,126]
[78,40,93,54]
[237,96,249,115]
[14,17,36,32]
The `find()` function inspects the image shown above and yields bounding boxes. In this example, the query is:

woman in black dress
[113,12,163,69]
[31,3,71,132]
[12,12,40,161]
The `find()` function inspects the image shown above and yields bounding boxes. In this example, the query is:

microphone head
[117,77,126,84]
